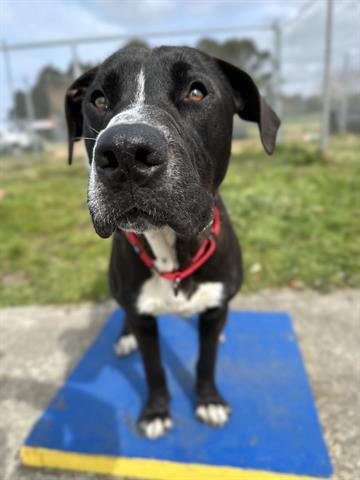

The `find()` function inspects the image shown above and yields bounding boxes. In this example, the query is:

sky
[0,0,359,121]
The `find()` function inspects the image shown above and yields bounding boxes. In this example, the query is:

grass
[222,137,360,291]
[0,136,359,306]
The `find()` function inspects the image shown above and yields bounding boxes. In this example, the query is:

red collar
[123,199,221,294]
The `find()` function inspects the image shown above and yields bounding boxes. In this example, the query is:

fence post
[70,42,81,78]
[320,0,334,156]
[339,52,350,135]
[272,21,283,143]
[2,41,16,124]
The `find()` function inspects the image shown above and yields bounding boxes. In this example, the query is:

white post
[23,76,35,125]
[339,52,349,135]
[2,41,16,124]
[70,42,81,78]
[23,76,39,151]
[320,0,334,155]
[273,21,283,142]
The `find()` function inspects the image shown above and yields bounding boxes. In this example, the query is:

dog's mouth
[91,206,165,239]
[117,207,164,232]
[89,177,215,240]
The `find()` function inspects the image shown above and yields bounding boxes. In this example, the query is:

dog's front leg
[113,316,138,356]
[195,304,231,427]
[129,312,172,439]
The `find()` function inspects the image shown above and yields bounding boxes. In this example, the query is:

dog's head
[65,46,280,238]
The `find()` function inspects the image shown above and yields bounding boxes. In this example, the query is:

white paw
[219,332,226,343]
[140,417,173,439]
[114,334,138,356]
[196,403,231,426]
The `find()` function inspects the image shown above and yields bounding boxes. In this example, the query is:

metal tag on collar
[172,277,181,296]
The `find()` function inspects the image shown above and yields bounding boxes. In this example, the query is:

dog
[65,45,280,439]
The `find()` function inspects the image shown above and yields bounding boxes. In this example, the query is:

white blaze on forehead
[91,67,146,161]
[107,67,146,128]
[135,68,145,106]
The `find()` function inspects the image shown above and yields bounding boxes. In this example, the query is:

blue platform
[21,310,333,479]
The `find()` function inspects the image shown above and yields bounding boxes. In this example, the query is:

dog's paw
[138,394,172,439]
[196,403,231,426]
[195,387,231,427]
[139,416,173,439]
[114,334,138,356]
[219,332,226,343]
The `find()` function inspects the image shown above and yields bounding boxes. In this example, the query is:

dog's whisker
[73,136,97,141]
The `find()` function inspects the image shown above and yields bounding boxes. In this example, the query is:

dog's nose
[94,124,167,183]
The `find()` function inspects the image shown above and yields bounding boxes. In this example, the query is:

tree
[124,38,149,49]
[197,38,272,96]
[9,91,27,119]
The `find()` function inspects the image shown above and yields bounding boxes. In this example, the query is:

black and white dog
[65,46,280,439]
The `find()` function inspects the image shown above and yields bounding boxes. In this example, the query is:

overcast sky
[1,0,359,121]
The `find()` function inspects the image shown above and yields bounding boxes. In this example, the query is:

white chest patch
[137,275,224,317]
[144,227,178,272]
[136,227,224,317]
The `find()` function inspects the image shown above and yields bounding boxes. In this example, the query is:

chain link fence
[1,0,359,154]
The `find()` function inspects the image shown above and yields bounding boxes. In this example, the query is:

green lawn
[0,136,359,306]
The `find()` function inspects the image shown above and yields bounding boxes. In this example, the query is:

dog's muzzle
[94,123,168,187]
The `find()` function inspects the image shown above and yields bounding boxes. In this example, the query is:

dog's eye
[186,82,207,102]
[91,91,108,110]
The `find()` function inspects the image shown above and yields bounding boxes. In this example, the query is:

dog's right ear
[65,66,98,165]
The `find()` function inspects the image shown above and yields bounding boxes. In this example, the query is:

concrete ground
[0,290,359,480]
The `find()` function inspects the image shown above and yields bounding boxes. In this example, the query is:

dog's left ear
[65,66,98,164]
[216,58,280,155]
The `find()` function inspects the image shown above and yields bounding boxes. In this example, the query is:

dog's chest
[137,275,224,317]
[136,228,223,317]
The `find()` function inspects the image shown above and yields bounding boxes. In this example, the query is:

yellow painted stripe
[21,446,328,480]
